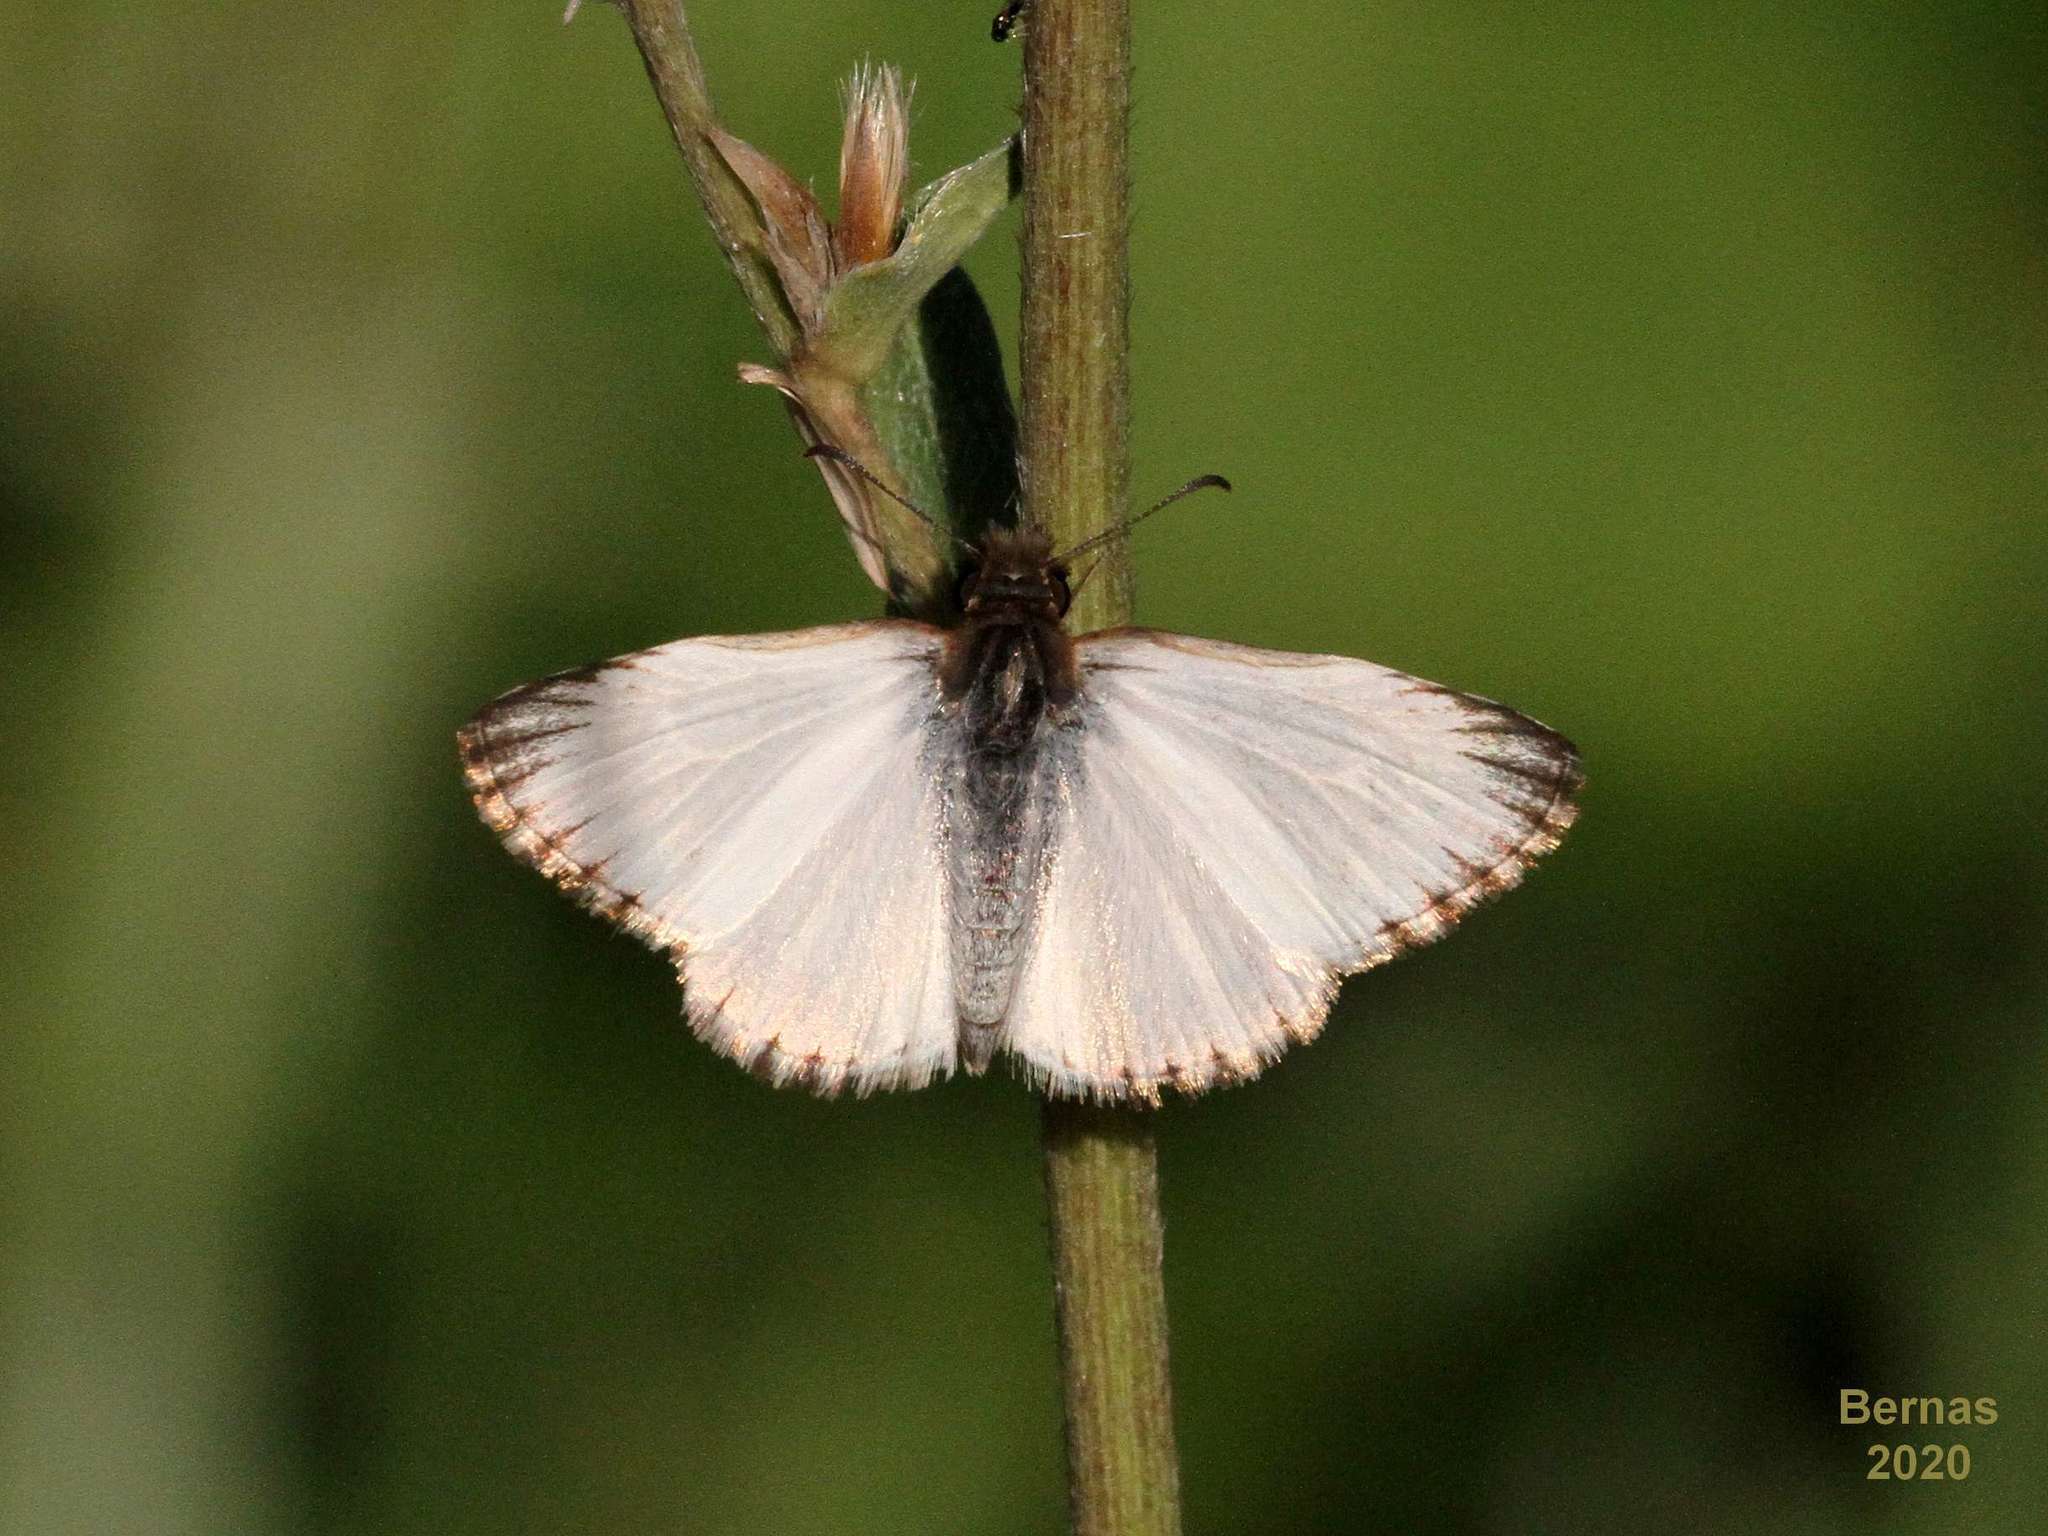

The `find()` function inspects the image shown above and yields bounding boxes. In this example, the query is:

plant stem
[1039,1104,1181,1536]
[1020,0,1131,629]
[613,0,801,354]
[1020,4,1182,1535]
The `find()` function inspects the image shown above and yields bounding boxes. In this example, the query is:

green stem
[613,0,801,354]
[1039,1104,1181,1536]
[1020,0,1131,628]
[1021,4,1182,1534]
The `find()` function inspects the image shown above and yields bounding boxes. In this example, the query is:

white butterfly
[458,525,1580,1102]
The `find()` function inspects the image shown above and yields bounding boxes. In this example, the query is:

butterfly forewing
[999,629,1581,1100]
[458,621,962,1094]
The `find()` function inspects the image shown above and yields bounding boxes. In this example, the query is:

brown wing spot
[1442,847,1516,898]
[480,720,583,754]
[1207,1047,1252,1085]
[1443,848,1489,884]
[481,758,553,795]
[1463,746,1583,827]
[1378,914,1422,952]
[744,1034,783,1085]
[550,814,597,846]
[1464,749,1564,790]
[784,1052,825,1093]
[701,986,739,1034]
[526,684,594,707]
[1452,707,1558,743]
[1276,1008,1316,1045]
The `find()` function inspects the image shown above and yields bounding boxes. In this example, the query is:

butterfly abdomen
[946,745,1055,1064]
[939,617,1073,1062]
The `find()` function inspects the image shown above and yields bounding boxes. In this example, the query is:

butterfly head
[957,527,1071,626]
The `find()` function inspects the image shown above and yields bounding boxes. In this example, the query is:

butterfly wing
[1002,629,1581,1101]
[458,621,960,1095]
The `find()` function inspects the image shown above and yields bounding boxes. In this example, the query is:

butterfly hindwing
[459,621,961,1095]
[1001,629,1581,1100]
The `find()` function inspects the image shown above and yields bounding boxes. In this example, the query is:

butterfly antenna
[1065,554,1105,600]
[803,444,973,553]
[1054,473,1233,563]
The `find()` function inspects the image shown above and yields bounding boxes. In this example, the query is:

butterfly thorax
[936,529,1081,1056]
[937,526,1079,728]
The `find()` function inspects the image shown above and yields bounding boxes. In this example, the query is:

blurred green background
[5,2,2043,1532]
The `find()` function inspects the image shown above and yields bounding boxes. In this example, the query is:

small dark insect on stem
[992,0,1031,44]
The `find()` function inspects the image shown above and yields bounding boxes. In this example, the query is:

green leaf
[861,266,1022,579]
[813,137,1021,380]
